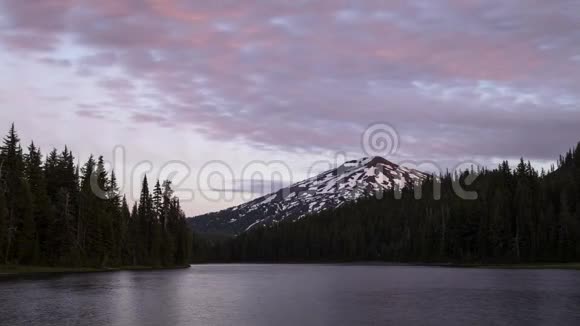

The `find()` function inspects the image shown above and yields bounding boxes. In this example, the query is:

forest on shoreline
[0,124,192,268]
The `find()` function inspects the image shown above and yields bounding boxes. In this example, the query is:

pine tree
[24,142,52,263]
[80,155,99,265]
[46,146,81,265]
[137,176,152,265]
[108,171,122,265]
[128,202,139,265]
[0,124,25,263]
[119,195,131,265]
[153,180,163,223]
[151,180,164,266]
[96,156,112,266]
[163,181,177,265]
[44,148,59,203]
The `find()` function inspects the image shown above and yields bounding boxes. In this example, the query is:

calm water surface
[1,264,580,326]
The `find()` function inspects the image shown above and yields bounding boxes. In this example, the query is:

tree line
[198,144,580,264]
[0,124,192,267]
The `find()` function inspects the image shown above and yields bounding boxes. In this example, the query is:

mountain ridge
[188,156,427,235]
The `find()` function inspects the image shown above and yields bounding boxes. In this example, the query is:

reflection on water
[1,265,580,326]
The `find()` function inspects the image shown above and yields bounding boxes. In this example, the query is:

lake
[1,264,580,325]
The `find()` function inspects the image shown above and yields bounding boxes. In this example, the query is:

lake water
[1,264,580,325]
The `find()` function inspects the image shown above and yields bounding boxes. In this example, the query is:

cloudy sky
[1,0,579,215]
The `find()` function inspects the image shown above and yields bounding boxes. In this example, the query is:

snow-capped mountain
[188,157,427,235]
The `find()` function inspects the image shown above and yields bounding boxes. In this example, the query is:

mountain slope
[188,156,427,235]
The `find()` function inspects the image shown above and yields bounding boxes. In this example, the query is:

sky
[1,0,579,215]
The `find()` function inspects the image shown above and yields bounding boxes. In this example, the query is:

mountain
[196,144,580,264]
[188,156,427,235]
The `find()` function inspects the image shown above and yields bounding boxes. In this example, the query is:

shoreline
[3,262,579,276]
[445,263,580,270]
[191,261,580,270]
[0,264,191,277]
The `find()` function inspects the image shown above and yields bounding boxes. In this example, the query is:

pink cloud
[1,0,579,162]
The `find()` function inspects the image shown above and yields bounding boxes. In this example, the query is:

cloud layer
[1,0,580,163]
